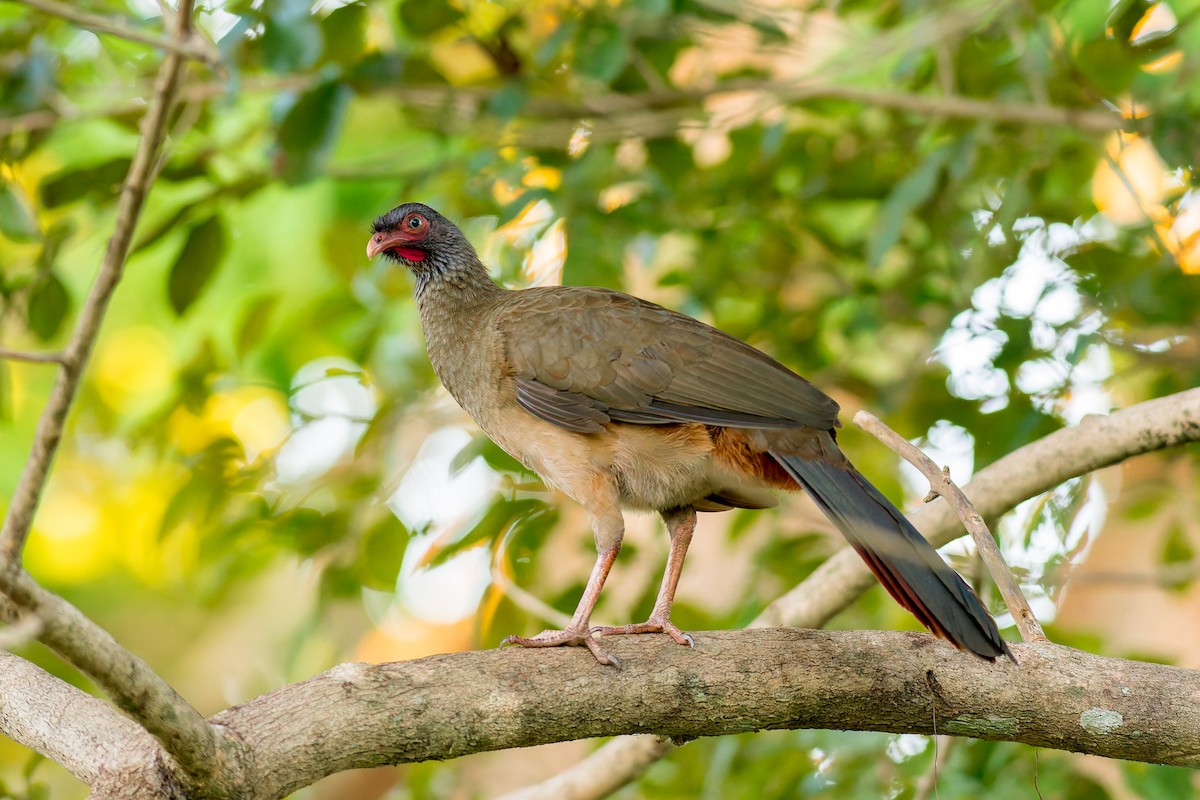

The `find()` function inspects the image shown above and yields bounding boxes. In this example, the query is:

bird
[367,202,1012,667]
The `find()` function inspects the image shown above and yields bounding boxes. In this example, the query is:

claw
[501,626,621,667]
[592,616,696,649]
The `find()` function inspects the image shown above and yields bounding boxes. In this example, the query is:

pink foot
[501,625,621,668]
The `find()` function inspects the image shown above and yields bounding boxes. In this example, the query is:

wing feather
[499,287,839,432]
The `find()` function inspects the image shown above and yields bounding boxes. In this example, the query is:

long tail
[772,436,1012,662]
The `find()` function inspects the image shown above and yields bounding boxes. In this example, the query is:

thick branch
[509,387,1200,800]
[206,632,1198,800]
[0,650,153,785]
[0,571,233,792]
[13,0,218,64]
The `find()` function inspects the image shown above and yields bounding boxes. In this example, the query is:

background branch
[1,0,194,564]
[13,0,219,64]
[506,387,1200,800]
[0,349,66,365]
[0,76,1121,140]
[0,2,241,794]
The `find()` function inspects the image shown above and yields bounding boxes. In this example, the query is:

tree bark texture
[190,631,1199,800]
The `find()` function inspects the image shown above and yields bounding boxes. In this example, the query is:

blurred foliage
[2,0,1200,797]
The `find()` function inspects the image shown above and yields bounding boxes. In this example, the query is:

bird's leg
[592,504,697,647]
[501,501,625,666]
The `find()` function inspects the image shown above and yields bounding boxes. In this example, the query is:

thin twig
[913,736,956,800]
[0,0,196,564]
[853,409,1047,643]
[0,75,1123,140]
[13,0,219,64]
[0,1,234,790]
[0,348,67,365]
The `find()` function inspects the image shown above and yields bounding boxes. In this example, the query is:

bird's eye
[407,215,424,230]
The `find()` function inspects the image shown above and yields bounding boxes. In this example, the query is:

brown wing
[498,286,840,432]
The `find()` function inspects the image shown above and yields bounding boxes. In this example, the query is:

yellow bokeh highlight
[94,326,175,412]
[1092,133,1170,225]
[1156,199,1200,275]
[522,165,562,191]
[26,454,200,587]
[1143,50,1183,74]
[1092,133,1200,276]
[491,177,526,205]
[1129,2,1176,46]
[428,31,497,85]
[168,385,290,461]
[117,466,195,586]
[27,476,112,583]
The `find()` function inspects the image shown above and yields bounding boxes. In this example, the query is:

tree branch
[0,650,153,786]
[13,0,219,64]
[0,570,236,794]
[0,74,1121,141]
[0,349,67,365]
[853,409,1046,643]
[0,2,244,794]
[507,387,1200,800]
[201,632,1199,800]
[1,0,193,564]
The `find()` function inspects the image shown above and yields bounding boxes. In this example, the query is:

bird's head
[366,202,469,270]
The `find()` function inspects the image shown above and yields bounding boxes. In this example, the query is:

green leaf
[321,2,367,66]
[0,181,39,241]
[278,507,346,555]
[1159,523,1195,592]
[576,25,629,83]
[449,434,488,476]
[3,46,55,113]
[397,0,463,36]
[27,271,69,341]
[274,80,352,184]
[263,0,323,72]
[236,294,278,357]
[40,159,131,208]
[868,145,949,267]
[358,514,409,590]
[423,497,550,570]
[167,215,227,315]
[487,82,527,120]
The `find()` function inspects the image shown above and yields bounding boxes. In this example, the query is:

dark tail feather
[773,448,1013,662]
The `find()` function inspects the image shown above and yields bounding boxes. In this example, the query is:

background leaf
[167,215,227,315]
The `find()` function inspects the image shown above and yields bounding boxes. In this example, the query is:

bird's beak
[366,230,410,260]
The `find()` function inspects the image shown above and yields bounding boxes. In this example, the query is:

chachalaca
[367,202,1012,666]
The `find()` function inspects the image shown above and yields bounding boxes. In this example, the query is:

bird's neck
[415,253,505,317]
[414,254,507,396]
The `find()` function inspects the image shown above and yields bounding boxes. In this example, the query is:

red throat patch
[394,247,427,262]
